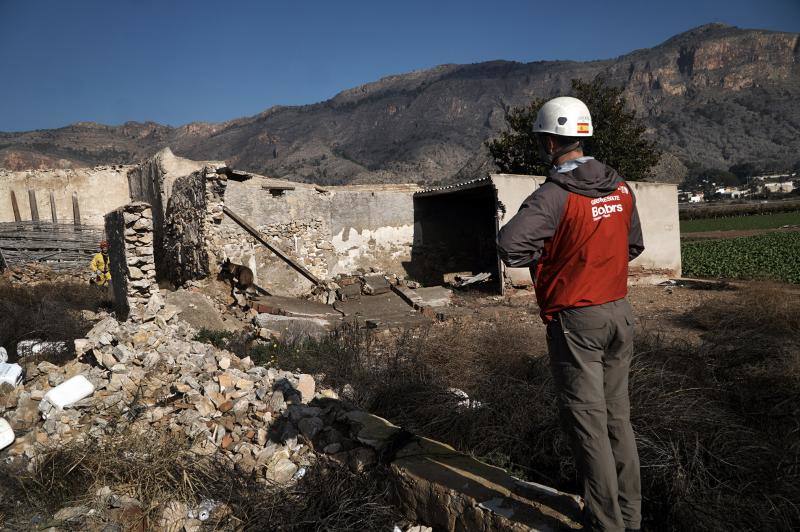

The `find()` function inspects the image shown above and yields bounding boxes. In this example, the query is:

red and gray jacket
[497,157,644,322]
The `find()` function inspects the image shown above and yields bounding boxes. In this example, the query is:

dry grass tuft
[1,425,402,531]
[0,280,107,363]
[267,286,800,531]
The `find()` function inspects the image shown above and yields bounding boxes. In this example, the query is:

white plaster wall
[0,166,132,226]
[493,174,682,286]
[628,182,682,276]
[330,224,415,275]
[492,174,541,287]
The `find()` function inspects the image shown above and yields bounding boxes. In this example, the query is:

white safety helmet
[532,96,593,137]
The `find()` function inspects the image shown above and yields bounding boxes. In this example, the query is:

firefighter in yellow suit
[90,240,111,287]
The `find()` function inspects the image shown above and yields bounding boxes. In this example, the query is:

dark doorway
[407,182,501,292]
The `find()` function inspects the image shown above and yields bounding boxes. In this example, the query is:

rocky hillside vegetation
[1,23,798,184]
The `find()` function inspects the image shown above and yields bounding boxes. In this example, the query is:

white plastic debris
[17,339,69,358]
[188,499,220,522]
[39,375,95,419]
[292,466,307,481]
[0,418,14,451]
[0,362,23,387]
[448,387,483,409]
[0,347,7,363]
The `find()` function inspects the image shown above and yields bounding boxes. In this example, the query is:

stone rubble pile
[0,294,326,484]
[0,262,87,285]
[0,290,424,485]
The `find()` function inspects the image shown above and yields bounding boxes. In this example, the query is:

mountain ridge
[2,23,798,184]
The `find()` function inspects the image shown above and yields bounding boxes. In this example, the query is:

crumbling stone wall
[162,165,228,286]
[214,216,332,293]
[128,148,227,284]
[163,171,207,286]
[125,150,417,296]
[219,179,418,296]
[104,202,157,320]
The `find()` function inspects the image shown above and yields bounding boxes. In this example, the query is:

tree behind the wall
[487,78,660,180]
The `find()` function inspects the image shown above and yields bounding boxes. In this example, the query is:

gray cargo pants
[546,299,641,532]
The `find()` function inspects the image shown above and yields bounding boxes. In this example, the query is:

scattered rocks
[362,273,391,295]
[0,306,319,485]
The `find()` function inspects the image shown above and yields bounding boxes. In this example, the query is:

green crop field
[680,211,800,233]
[681,231,800,284]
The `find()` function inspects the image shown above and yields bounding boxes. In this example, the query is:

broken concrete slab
[308,402,582,531]
[392,285,452,309]
[391,436,583,531]
[392,285,454,321]
[254,314,331,340]
[362,273,391,295]
[334,292,430,330]
[251,295,342,323]
[343,410,402,450]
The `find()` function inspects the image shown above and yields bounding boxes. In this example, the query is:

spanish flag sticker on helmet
[577,122,590,134]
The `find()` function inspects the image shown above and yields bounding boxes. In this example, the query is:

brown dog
[221,258,255,291]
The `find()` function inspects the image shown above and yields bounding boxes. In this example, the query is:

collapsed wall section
[125,150,417,295]
[104,202,158,320]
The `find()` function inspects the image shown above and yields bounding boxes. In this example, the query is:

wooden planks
[0,221,103,271]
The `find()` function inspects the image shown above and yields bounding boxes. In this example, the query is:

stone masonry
[104,202,157,320]
[162,165,228,286]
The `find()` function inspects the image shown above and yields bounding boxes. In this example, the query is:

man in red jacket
[497,97,644,532]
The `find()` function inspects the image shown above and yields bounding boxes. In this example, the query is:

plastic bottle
[0,418,14,451]
[39,375,95,419]
[0,362,23,387]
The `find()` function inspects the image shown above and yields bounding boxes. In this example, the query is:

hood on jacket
[547,157,623,198]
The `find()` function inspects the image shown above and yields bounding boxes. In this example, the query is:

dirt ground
[449,281,740,349]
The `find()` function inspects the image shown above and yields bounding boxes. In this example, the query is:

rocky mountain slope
[1,23,798,185]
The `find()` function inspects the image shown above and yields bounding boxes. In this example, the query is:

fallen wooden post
[222,206,322,286]
[10,191,22,222]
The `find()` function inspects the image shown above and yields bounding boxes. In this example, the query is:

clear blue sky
[1,0,798,132]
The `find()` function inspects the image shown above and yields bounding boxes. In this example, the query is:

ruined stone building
[1,147,681,299]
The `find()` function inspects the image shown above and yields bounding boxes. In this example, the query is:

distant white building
[716,186,745,199]
[763,181,795,193]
